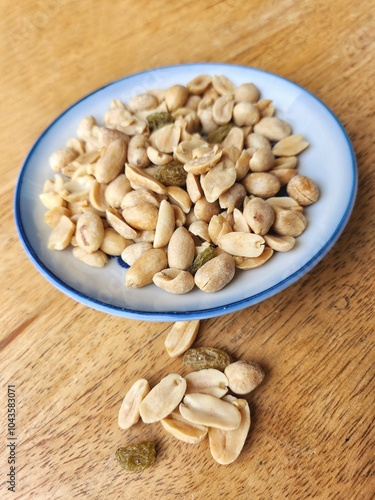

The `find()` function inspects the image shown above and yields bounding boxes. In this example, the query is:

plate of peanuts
[15,63,357,321]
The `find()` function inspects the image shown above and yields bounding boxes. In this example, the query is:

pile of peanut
[40,74,319,294]
[117,320,265,467]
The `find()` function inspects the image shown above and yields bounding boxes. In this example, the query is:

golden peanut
[233,101,260,127]
[234,149,251,180]
[164,320,200,357]
[208,214,232,245]
[185,369,228,398]
[77,115,97,141]
[76,211,104,253]
[272,134,309,156]
[118,379,151,430]
[219,183,247,213]
[249,146,274,172]
[92,126,129,148]
[121,188,161,210]
[234,82,260,103]
[165,84,189,112]
[121,241,152,266]
[48,215,75,250]
[212,74,236,96]
[212,95,235,125]
[245,132,271,150]
[44,207,71,228]
[201,161,237,203]
[270,168,297,186]
[153,199,176,248]
[208,395,251,464]
[166,186,192,214]
[286,175,320,206]
[243,197,275,235]
[89,180,107,213]
[263,234,295,252]
[168,227,195,270]
[179,393,241,430]
[122,203,159,231]
[146,146,172,166]
[233,208,250,233]
[266,196,302,211]
[153,268,195,295]
[253,116,292,141]
[183,145,222,175]
[187,74,212,94]
[194,253,235,292]
[39,192,67,210]
[125,163,167,195]
[217,232,265,258]
[105,174,132,208]
[125,248,167,288]
[139,373,187,423]
[128,93,158,113]
[72,247,108,267]
[127,134,150,168]
[189,220,211,242]
[194,197,221,223]
[95,138,127,184]
[242,172,281,198]
[197,98,217,135]
[233,246,274,269]
[272,208,307,237]
[49,147,79,173]
[224,360,265,394]
[273,156,298,170]
[106,208,139,239]
[221,127,244,151]
[161,409,208,444]
[100,228,130,256]
[256,98,275,117]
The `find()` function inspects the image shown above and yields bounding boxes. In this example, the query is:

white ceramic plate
[15,63,357,322]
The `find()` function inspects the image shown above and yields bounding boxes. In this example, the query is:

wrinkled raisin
[183,347,232,371]
[115,441,156,472]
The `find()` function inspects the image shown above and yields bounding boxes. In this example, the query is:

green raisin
[115,441,156,472]
[154,161,187,187]
[206,124,234,144]
[183,347,232,371]
[188,246,216,275]
[147,112,174,131]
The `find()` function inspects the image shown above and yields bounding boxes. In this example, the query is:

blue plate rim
[14,62,357,322]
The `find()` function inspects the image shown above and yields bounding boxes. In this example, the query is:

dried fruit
[147,111,174,131]
[115,441,156,472]
[188,245,216,275]
[206,124,234,144]
[154,161,187,187]
[183,347,231,371]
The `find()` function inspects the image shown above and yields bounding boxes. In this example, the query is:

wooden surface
[1,1,374,498]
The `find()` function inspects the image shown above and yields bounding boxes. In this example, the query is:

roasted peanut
[164,320,200,357]
[139,374,186,423]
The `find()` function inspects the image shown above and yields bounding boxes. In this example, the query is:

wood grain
[1,0,374,498]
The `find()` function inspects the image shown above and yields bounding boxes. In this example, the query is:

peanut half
[139,373,186,424]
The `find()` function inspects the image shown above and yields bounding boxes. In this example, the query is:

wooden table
[1,1,374,498]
